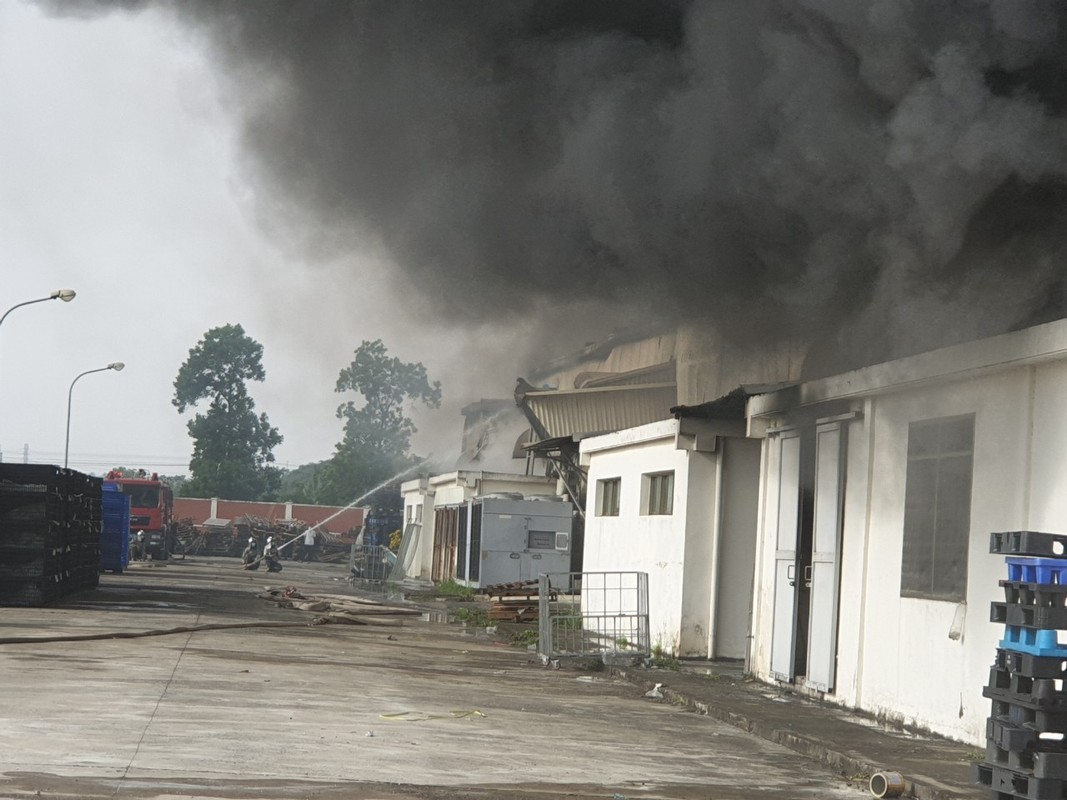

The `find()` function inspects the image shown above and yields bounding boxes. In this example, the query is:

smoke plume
[49,0,1067,372]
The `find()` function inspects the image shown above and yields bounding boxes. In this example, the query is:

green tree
[279,461,328,504]
[319,339,441,504]
[173,324,283,501]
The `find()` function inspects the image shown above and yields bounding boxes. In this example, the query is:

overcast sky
[0,1,528,476]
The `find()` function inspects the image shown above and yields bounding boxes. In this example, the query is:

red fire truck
[104,470,175,560]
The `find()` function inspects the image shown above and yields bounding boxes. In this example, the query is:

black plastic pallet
[0,541,67,557]
[987,741,1067,779]
[989,668,1067,706]
[992,701,1067,732]
[994,603,1067,629]
[1003,582,1067,608]
[0,557,67,581]
[989,717,1040,751]
[0,464,68,488]
[0,523,67,549]
[974,762,1067,799]
[997,650,1067,681]
[0,491,62,524]
[0,579,60,607]
[987,673,1067,710]
[993,532,1067,558]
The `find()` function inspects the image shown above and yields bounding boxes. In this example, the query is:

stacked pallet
[99,483,130,574]
[482,580,557,622]
[0,464,102,606]
[975,531,1067,799]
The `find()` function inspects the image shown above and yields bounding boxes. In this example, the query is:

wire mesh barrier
[538,571,649,664]
[348,543,397,585]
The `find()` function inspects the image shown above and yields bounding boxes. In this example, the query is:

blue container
[99,485,129,573]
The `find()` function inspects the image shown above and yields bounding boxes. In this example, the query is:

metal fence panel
[349,544,396,585]
[538,571,649,663]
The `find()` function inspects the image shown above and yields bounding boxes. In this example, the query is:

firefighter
[263,536,283,573]
[241,536,260,570]
[130,530,146,562]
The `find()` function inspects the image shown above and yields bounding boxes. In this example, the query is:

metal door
[806,422,846,692]
[770,432,801,681]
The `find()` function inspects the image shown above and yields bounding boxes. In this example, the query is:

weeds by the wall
[435,578,474,601]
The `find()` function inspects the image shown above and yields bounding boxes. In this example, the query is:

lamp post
[0,289,76,329]
[65,362,124,469]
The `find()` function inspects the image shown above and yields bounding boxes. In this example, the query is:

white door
[770,432,801,681]
[806,422,846,692]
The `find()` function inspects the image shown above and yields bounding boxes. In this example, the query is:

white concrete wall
[854,371,1028,742]
[1028,361,1067,530]
[752,365,1051,743]
[583,429,690,652]
[678,449,717,656]
[400,479,436,580]
[583,421,760,659]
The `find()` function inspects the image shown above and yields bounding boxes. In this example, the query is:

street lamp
[0,289,77,329]
[65,362,125,469]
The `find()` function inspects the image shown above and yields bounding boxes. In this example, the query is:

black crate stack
[975,531,1067,799]
[0,464,101,606]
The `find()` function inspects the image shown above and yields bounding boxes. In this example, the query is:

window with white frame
[597,477,621,517]
[642,471,674,515]
[900,414,975,602]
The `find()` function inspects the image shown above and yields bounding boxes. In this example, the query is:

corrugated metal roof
[576,360,676,389]
[524,382,677,439]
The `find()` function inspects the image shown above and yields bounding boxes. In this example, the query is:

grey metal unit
[456,497,572,589]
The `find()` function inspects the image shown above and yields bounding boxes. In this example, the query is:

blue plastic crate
[1000,625,1067,658]
[99,487,129,573]
[1006,557,1067,585]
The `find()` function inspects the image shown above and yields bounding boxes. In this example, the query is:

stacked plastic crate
[99,483,130,573]
[65,470,102,592]
[0,464,101,606]
[976,530,1067,799]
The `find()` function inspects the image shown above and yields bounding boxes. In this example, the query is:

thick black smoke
[51,0,1067,372]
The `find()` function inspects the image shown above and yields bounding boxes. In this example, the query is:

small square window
[527,530,555,549]
[643,471,674,515]
[597,478,621,516]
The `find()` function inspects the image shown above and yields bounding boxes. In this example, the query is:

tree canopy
[173,324,283,500]
[313,339,440,505]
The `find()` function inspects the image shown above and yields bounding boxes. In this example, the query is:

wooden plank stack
[482,580,556,623]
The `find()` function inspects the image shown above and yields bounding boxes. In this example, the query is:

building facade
[746,317,1067,743]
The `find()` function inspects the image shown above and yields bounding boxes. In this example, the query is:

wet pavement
[0,556,983,799]
[607,661,985,800]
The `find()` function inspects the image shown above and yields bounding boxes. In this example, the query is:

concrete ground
[0,557,869,800]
